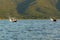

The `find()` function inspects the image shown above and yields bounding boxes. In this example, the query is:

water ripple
[0,20,60,40]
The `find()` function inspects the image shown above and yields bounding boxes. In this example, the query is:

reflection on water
[0,20,60,40]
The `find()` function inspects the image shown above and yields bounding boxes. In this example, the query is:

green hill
[0,0,60,19]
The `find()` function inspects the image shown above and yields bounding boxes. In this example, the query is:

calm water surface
[0,20,60,40]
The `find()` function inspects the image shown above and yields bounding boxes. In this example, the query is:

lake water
[0,20,60,40]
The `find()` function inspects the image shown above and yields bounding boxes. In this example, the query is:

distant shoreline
[0,19,60,20]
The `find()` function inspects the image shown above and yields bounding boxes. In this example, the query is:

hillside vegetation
[0,0,60,19]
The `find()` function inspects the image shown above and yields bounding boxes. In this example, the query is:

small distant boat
[50,17,56,22]
[9,17,17,22]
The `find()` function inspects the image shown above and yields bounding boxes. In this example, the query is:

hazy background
[0,0,60,19]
